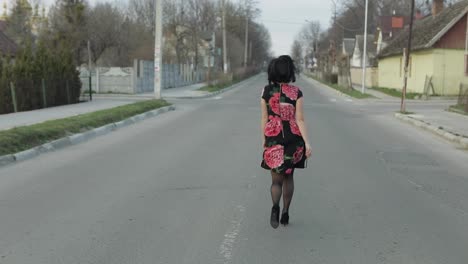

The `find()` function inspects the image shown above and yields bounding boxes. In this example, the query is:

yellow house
[378,1,468,96]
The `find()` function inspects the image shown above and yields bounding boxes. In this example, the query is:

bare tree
[87,3,124,64]
[298,21,321,54]
[291,40,303,66]
[128,0,155,33]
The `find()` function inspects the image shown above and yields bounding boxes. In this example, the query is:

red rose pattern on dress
[280,103,295,121]
[264,145,284,169]
[269,93,280,115]
[264,116,282,137]
[282,85,299,100]
[293,147,304,164]
[285,168,293,175]
[290,120,302,136]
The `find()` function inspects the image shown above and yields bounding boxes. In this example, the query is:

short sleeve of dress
[297,89,303,100]
[261,85,270,100]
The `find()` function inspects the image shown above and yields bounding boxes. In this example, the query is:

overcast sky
[6,0,333,56]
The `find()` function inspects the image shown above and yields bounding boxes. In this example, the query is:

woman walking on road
[260,55,312,229]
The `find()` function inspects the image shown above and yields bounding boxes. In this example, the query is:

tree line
[0,0,272,114]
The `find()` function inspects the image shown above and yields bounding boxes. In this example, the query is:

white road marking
[329,98,337,102]
[213,96,223,100]
[345,98,353,102]
[407,179,423,189]
[218,205,245,264]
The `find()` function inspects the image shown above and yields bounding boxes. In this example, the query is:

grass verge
[371,86,421,99]
[0,99,170,156]
[198,82,233,93]
[306,74,373,99]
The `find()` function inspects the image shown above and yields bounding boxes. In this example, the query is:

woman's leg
[270,171,283,228]
[270,171,284,206]
[282,173,295,213]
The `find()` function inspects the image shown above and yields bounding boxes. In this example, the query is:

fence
[0,77,81,114]
[79,60,207,95]
[458,83,468,113]
[350,67,379,88]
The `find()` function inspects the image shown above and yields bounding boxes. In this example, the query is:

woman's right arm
[261,99,268,147]
[296,98,312,158]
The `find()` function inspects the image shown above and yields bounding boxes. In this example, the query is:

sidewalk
[0,99,138,131]
[0,82,208,130]
[395,106,468,149]
[351,84,397,100]
[407,108,468,137]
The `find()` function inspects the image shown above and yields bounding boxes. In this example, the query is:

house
[351,34,377,68]
[378,0,468,96]
[348,35,379,87]
[341,38,355,57]
[351,35,377,67]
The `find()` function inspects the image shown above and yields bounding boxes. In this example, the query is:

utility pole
[401,0,416,113]
[154,0,163,99]
[361,0,369,94]
[249,41,252,64]
[222,0,228,73]
[332,0,337,73]
[244,0,249,68]
[87,40,92,101]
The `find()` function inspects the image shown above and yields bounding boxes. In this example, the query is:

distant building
[341,38,355,57]
[351,34,377,68]
[378,0,468,96]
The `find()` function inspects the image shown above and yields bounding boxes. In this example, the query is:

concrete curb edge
[169,74,261,99]
[0,105,176,168]
[394,113,468,149]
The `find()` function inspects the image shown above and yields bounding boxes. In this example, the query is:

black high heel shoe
[280,212,289,226]
[270,205,280,229]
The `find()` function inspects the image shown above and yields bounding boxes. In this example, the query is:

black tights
[271,171,295,213]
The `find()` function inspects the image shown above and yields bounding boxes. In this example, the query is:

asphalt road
[1,74,468,264]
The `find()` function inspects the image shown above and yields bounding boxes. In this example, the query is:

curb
[394,113,468,149]
[447,106,468,116]
[0,105,176,168]
[169,74,261,99]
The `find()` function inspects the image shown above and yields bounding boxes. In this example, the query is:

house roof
[355,34,376,56]
[379,0,468,58]
[0,31,18,56]
[342,38,355,55]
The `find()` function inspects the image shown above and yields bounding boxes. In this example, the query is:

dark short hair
[267,55,296,85]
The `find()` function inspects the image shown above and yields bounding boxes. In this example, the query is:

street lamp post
[154,0,163,99]
[222,0,228,73]
[361,0,369,94]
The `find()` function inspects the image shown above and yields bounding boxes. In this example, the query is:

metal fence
[0,77,81,114]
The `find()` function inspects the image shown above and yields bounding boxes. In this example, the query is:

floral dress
[261,83,307,175]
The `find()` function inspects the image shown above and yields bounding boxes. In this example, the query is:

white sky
[4,0,333,56]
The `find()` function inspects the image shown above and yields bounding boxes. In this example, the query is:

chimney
[432,0,444,17]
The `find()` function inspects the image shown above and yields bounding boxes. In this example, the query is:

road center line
[218,205,245,264]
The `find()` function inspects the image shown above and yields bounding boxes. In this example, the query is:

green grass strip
[371,86,421,99]
[306,74,373,99]
[0,99,170,156]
